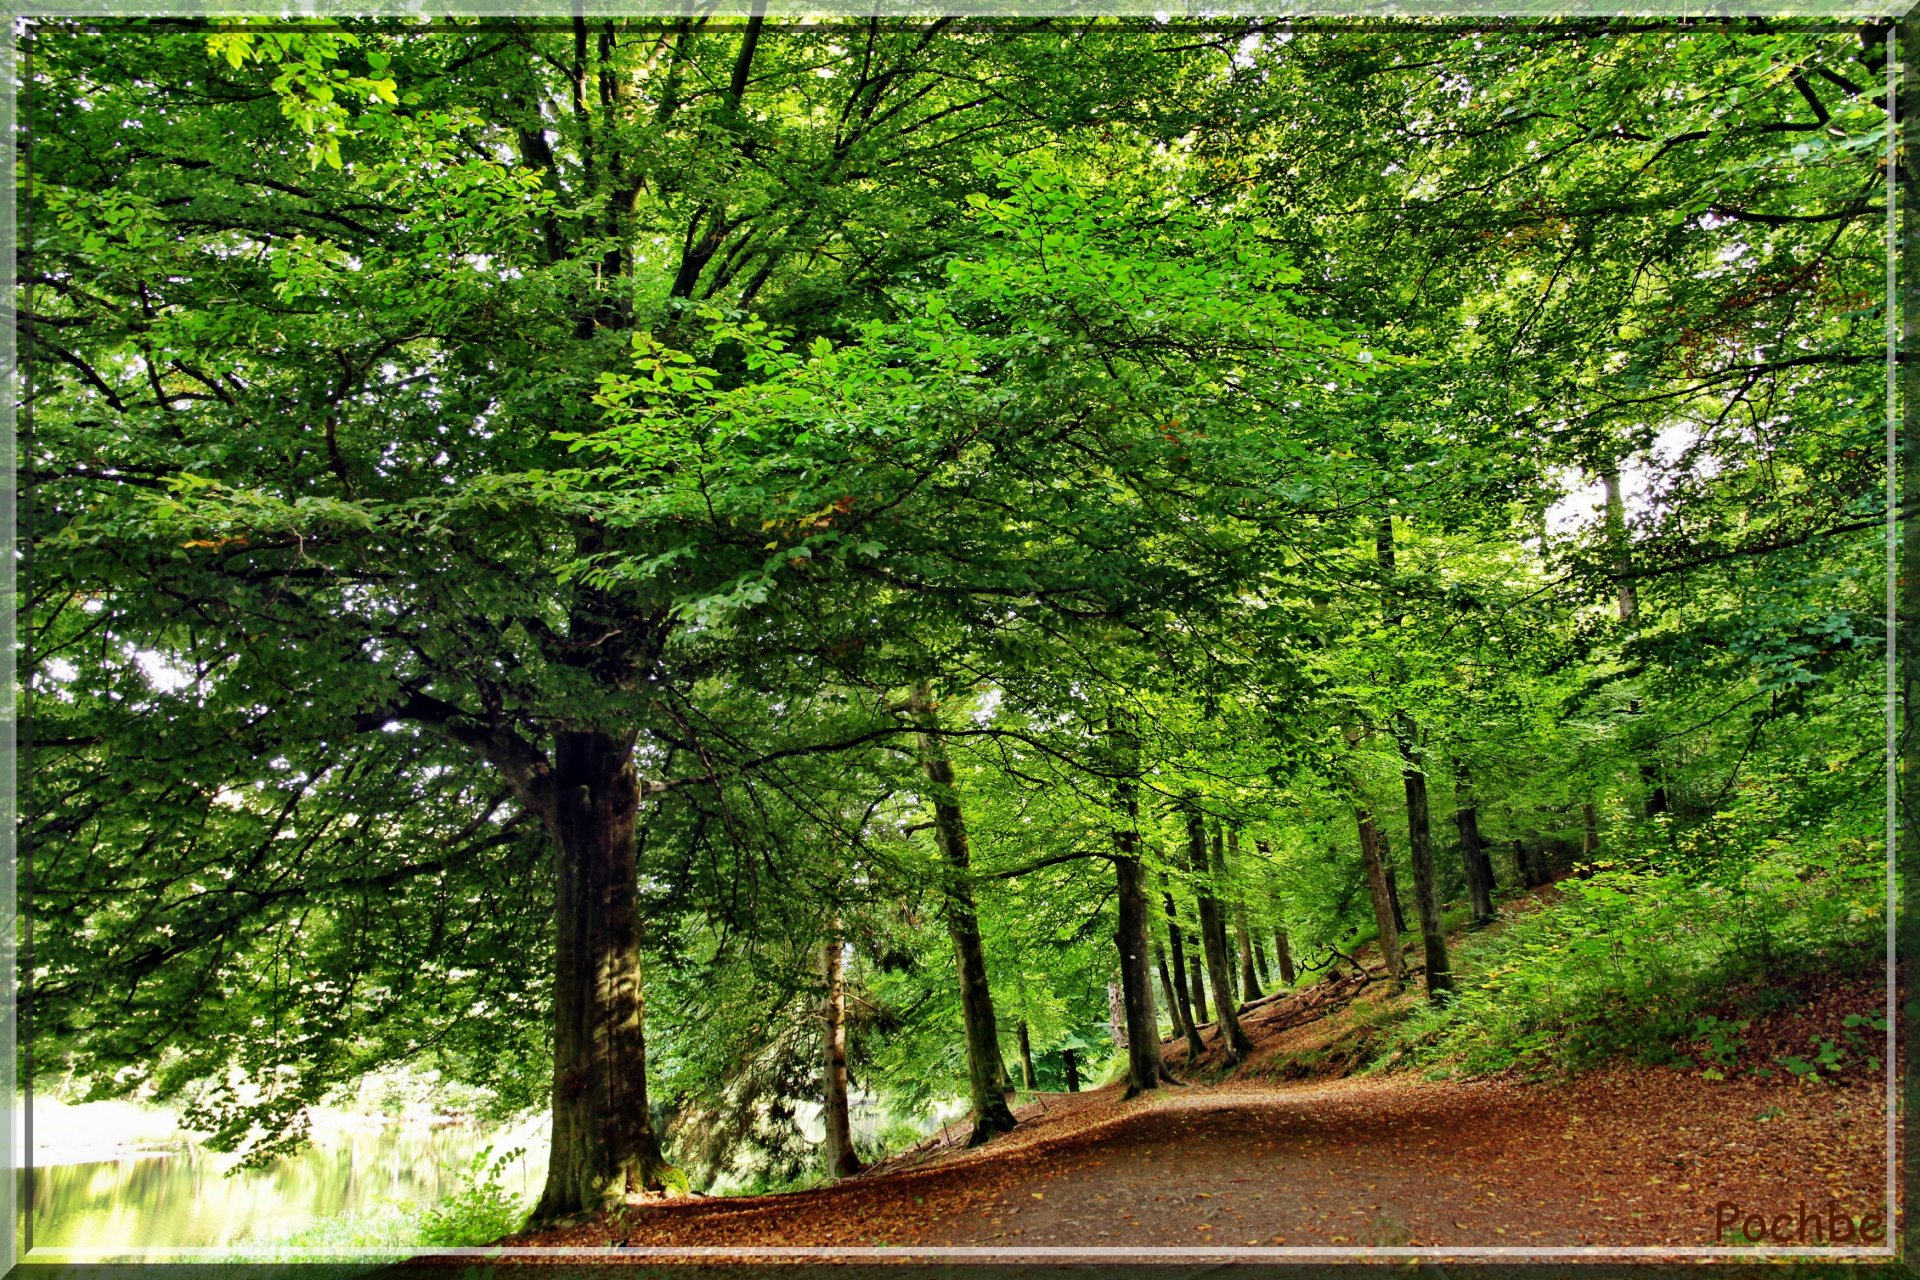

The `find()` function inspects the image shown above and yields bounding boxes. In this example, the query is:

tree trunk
[1354,808,1406,982]
[1393,714,1455,999]
[1251,936,1272,988]
[1224,830,1262,1003]
[1514,837,1543,889]
[1109,726,1164,1095]
[1273,929,1296,985]
[1452,762,1496,922]
[1114,851,1166,1095]
[1015,1020,1037,1092]
[1582,803,1601,863]
[1107,981,1127,1049]
[1188,953,1210,1025]
[1061,1048,1080,1093]
[1187,810,1252,1059]
[1155,941,1185,1039]
[821,918,862,1179]
[1163,894,1206,1059]
[907,682,1015,1144]
[1234,910,1262,1004]
[534,729,673,1221]
[1382,852,1409,936]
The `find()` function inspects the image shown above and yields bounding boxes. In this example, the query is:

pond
[24,1102,543,1254]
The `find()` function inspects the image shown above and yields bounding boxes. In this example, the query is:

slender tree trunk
[906,682,1015,1144]
[1164,893,1206,1059]
[821,917,862,1178]
[1187,809,1252,1059]
[1452,761,1496,922]
[1015,1020,1037,1092]
[1224,830,1262,1002]
[1272,929,1296,985]
[1251,936,1272,988]
[1109,723,1165,1095]
[1107,981,1127,1048]
[1393,713,1455,999]
[1188,953,1210,1025]
[1582,803,1601,863]
[1061,1048,1080,1093]
[1155,941,1185,1038]
[1382,851,1409,936]
[1234,910,1262,1004]
[535,729,673,1221]
[1354,808,1407,982]
[1375,510,1454,1001]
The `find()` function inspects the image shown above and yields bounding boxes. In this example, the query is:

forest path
[503,1064,1888,1254]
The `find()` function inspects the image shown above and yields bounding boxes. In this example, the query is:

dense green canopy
[26,16,1893,1214]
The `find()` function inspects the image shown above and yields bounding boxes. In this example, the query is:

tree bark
[1114,852,1166,1094]
[1582,802,1601,863]
[534,729,673,1220]
[1061,1048,1080,1093]
[1251,936,1272,988]
[1354,808,1407,982]
[1187,809,1252,1060]
[1110,722,1165,1095]
[1015,1020,1037,1092]
[1155,941,1185,1037]
[1234,909,1262,1004]
[1188,952,1210,1025]
[821,918,862,1179]
[1163,893,1206,1059]
[1224,830,1262,1003]
[1272,929,1296,985]
[1381,849,1409,936]
[1452,761,1496,922]
[1393,713,1455,999]
[906,682,1015,1144]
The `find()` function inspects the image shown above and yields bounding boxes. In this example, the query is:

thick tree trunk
[1187,810,1252,1059]
[1107,981,1128,1048]
[1115,851,1167,1094]
[821,918,862,1179]
[1394,714,1454,999]
[534,729,673,1221]
[1354,808,1406,982]
[1015,1020,1037,1092]
[907,683,1015,1144]
[1452,763,1496,922]
[1163,893,1206,1059]
[1062,1048,1080,1093]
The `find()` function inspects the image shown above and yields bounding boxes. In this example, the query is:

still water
[28,1121,541,1251]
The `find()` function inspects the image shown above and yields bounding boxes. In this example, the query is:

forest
[22,13,1904,1253]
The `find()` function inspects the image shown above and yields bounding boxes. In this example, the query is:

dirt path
[502,1067,1890,1254]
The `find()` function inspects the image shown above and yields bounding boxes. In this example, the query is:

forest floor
[486,900,1895,1260]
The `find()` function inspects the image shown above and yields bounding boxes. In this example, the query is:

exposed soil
[484,963,1896,1260]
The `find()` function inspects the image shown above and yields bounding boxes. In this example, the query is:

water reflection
[28,1122,540,1250]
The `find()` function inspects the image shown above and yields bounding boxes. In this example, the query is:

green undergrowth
[252,1144,529,1260]
[1352,833,1885,1082]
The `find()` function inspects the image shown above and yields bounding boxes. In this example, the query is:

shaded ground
[496,967,1894,1256]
